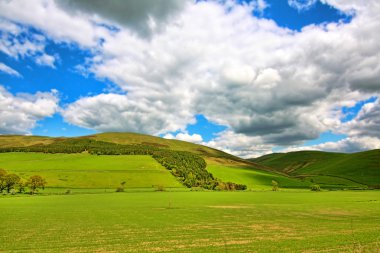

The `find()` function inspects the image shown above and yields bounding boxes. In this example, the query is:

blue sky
[0,0,379,157]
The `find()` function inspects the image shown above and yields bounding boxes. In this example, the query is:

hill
[0,132,306,191]
[250,150,380,188]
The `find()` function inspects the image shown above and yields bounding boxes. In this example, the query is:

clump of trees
[0,169,46,195]
[310,184,321,191]
[216,181,247,191]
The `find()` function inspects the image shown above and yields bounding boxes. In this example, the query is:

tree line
[0,169,46,194]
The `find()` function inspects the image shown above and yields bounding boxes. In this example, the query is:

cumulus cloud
[341,99,380,139]
[0,0,109,47]
[164,131,203,144]
[204,131,273,158]
[0,62,21,77]
[35,53,57,68]
[57,0,380,150]
[61,93,194,135]
[282,136,380,153]
[0,86,59,134]
[0,18,59,68]
[57,0,190,38]
[1,0,380,156]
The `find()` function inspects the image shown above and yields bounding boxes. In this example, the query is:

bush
[311,184,321,191]
[65,189,72,194]
[272,180,279,191]
[155,185,165,191]
[116,186,125,192]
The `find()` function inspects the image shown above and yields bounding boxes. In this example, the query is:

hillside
[250,150,380,187]
[0,132,306,191]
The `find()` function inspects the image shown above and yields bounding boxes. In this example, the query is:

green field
[207,164,310,190]
[0,153,182,189]
[1,191,380,252]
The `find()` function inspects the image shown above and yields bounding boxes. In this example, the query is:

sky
[0,0,380,158]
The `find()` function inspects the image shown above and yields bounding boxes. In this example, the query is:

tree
[0,168,7,193]
[17,180,26,193]
[4,174,20,193]
[310,184,321,191]
[27,175,46,194]
[272,180,279,191]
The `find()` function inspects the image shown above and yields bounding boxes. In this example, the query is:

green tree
[27,175,46,194]
[0,168,7,193]
[17,180,26,193]
[272,180,279,191]
[4,174,20,193]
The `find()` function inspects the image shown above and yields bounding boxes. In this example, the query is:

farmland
[1,191,380,252]
[0,153,182,189]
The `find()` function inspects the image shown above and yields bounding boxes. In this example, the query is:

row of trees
[0,169,46,194]
[0,139,159,155]
[153,151,246,190]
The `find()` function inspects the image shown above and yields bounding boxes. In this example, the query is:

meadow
[1,191,379,252]
[0,153,182,189]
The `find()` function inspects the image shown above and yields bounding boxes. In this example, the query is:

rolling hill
[0,132,306,191]
[250,150,380,188]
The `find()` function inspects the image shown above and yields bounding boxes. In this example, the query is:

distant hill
[250,150,380,188]
[0,132,264,167]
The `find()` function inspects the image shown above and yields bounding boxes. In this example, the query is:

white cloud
[35,53,57,68]
[282,136,380,153]
[1,0,380,156]
[164,131,203,144]
[58,0,380,151]
[204,130,273,158]
[61,93,194,135]
[0,86,59,134]
[0,0,109,47]
[288,0,318,12]
[0,62,21,77]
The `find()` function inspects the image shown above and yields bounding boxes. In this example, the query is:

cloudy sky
[0,0,379,158]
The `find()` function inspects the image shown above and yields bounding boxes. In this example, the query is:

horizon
[1,0,380,158]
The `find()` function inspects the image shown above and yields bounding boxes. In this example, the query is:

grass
[0,153,183,189]
[1,191,379,252]
[207,164,310,190]
[251,150,380,187]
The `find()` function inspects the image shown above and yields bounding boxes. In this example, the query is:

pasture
[1,191,379,252]
[0,153,182,189]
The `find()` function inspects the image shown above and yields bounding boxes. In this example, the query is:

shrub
[116,186,125,192]
[311,184,321,191]
[65,189,72,194]
[272,180,279,191]
[155,185,165,191]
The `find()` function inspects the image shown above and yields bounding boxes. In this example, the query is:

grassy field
[251,150,380,187]
[0,153,182,189]
[1,191,379,252]
[207,164,310,190]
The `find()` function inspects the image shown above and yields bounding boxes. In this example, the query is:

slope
[250,150,380,187]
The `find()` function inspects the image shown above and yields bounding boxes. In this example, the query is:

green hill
[250,150,380,188]
[0,132,305,191]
